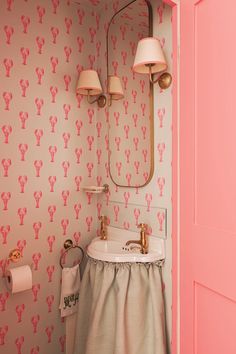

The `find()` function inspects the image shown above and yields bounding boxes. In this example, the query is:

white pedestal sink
[87,226,165,263]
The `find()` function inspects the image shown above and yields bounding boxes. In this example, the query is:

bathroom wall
[0,1,98,353]
[96,0,173,351]
[0,0,172,353]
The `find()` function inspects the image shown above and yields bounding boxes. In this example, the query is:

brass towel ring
[60,239,84,269]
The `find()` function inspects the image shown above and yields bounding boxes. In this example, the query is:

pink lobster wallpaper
[0,0,172,353]
[0,0,99,352]
[96,0,173,350]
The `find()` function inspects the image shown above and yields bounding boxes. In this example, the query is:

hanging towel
[59,264,81,317]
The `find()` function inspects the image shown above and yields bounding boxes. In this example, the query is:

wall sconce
[107,75,124,106]
[76,69,107,108]
[133,37,172,89]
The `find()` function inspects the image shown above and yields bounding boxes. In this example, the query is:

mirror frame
[106,0,154,188]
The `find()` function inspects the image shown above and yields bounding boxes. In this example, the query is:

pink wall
[0,1,98,352]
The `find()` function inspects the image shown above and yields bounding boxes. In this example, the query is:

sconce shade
[133,37,167,74]
[108,76,124,100]
[76,69,102,96]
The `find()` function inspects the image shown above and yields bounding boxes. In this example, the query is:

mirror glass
[107,0,154,188]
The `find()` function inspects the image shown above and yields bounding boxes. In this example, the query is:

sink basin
[87,226,165,263]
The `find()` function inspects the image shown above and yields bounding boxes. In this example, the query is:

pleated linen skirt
[74,257,166,354]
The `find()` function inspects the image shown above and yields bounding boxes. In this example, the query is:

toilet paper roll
[6,265,32,294]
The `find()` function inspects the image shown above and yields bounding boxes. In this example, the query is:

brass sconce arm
[87,93,107,108]
[148,66,172,89]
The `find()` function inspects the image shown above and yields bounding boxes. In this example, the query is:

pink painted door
[180,0,236,353]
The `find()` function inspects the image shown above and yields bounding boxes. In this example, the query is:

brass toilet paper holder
[1,249,23,279]
[8,249,22,263]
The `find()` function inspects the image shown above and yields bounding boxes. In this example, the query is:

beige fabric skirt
[74,257,166,354]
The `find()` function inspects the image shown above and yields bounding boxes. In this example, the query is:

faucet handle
[138,223,147,231]
[99,215,107,223]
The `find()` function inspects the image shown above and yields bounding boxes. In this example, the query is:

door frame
[161,1,180,354]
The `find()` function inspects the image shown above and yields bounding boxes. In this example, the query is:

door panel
[180,0,236,353]
[195,283,236,354]
[194,0,236,231]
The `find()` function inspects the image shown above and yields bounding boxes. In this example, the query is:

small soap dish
[83,184,109,194]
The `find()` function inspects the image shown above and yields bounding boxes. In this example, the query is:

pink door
[179,0,236,353]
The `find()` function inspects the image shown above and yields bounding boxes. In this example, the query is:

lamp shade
[76,69,102,96]
[133,37,167,74]
[108,76,124,100]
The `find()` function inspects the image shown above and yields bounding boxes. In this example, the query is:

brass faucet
[125,223,148,254]
[99,215,108,240]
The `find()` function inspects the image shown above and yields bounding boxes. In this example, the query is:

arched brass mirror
[107,0,154,188]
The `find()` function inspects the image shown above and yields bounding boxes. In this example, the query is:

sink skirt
[74,257,166,354]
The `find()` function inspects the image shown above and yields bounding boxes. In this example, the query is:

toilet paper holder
[8,249,22,263]
[1,249,22,278]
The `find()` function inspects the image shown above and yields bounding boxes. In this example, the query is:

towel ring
[60,239,84,269]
